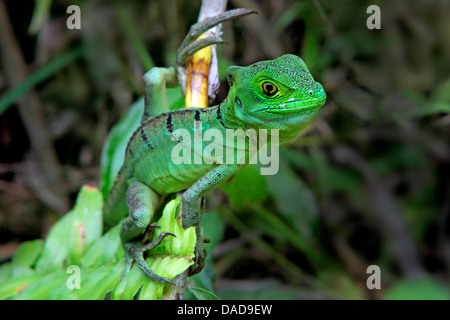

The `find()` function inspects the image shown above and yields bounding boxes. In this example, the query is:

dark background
[0,0,449,299]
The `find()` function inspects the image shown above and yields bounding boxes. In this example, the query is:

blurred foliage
[0,0,449,300]
[0,188,197,299]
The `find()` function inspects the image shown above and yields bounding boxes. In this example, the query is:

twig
[165,0,229,300]
[197,0,228,103]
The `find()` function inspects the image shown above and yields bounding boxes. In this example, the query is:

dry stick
[0,1,69,214]
[197,0,228,104]
[164,0,229,300]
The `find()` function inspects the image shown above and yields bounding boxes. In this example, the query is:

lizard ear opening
[226,66,242,87]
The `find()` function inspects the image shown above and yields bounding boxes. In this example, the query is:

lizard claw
[143,222,163,243]
[121,231,176,285]
[203,235,211,244]
[176,35,226,66]
[174,8,255,68]
[177,8,255,57]
[188,238,207,276]
[148,223,161,229]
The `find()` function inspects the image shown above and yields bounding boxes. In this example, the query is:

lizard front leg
[181,163,246,275]
[142,67,178,121]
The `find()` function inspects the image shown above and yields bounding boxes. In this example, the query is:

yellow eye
[262,82,278,97]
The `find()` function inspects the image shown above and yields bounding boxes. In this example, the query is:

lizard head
[225,54,326,143]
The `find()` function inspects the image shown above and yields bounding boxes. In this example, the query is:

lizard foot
[188,237,207,276]
[175,8,254,66]
[174,8,255,91]
[122,231,176,285]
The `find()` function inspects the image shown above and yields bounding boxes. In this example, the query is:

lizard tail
[103,167,130,229]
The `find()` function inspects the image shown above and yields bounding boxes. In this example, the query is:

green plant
[0,186,198,300]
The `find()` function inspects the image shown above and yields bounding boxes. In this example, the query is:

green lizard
[103,9,326,285]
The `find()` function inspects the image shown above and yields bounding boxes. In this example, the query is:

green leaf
[141,255,193,299]
[113,260,144,300]
[113,198,195,300]
[317,270,366,300]
[216,280,309,300]
[100,98,144,199]
[203,211,225,250]
[80,224,123,268]
[167,87,185,111]
[76,262,124,300]
[302,21,320,73]
[14,271,69,300]
[430,78,450,104]
[10,240,43,278]
[273,2,305,35]
[220,165,269,210]
[189,287,221,300]
[151,198,196,258]
[0,46,84,116]
[0,274,42,300]
[403,102,450,117]
[0,262,12,283]
[28,0,52,34]
[114,255,194,300]
[35,186,103,274]
[385,277,450,300]
[113,0,154,70]
[190,211,223,293]
[11,240,42,269]
[264,157,318,238]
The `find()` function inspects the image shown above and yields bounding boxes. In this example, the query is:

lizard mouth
[262,96,326,114]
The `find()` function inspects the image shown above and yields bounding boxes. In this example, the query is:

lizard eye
[308,89,314,96]
[262,82,278,97]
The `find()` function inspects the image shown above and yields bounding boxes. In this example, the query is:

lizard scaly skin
[103,11,326,285]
